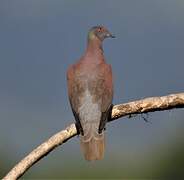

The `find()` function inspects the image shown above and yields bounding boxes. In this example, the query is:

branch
[3,92,184,180]
[111,92,184,121]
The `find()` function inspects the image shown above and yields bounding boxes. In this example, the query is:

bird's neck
[85,39,104,63]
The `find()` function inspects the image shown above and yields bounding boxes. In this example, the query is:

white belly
[78,89,101,124]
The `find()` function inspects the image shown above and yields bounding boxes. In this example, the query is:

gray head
[88,25,115,42]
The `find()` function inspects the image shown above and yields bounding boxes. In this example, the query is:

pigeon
[67,25,114,160]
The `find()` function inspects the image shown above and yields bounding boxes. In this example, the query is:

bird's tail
[80,122,105,161]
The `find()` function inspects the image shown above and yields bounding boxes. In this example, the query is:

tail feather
[80,123,105,161]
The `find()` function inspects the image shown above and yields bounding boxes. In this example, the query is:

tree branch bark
[3,92,184,180]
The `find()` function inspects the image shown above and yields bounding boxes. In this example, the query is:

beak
[110,34,116,38]
[106,32,115,38]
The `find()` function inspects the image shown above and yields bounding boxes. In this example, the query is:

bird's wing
[96,63,113,132]
[101,64,113,112]
[67,64,85,134]
[67,64,75,108]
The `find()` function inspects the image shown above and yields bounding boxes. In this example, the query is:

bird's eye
[98,27,102,32]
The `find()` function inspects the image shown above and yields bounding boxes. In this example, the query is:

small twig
[141,113,151,123]
[3,92,184,180]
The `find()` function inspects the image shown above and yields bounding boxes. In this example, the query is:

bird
[67,25,114,161]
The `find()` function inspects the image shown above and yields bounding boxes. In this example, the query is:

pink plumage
[67,26,114,160]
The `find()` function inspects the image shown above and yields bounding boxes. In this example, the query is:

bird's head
[88,25,115,42]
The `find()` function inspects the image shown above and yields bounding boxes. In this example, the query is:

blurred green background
[0,0,184,179]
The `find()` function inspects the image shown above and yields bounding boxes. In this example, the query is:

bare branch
[3,124,77,180]
[3,92,184,180]
[111,92,184,121]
